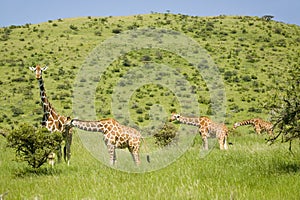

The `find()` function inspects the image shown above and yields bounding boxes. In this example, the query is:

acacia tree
[266,65,300,146]
[7,124,63,168]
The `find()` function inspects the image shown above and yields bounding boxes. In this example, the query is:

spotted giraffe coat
[170,113,229,150]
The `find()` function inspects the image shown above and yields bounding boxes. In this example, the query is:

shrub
[94,31,102,36]
[242,75,252,82]
[265,65,300,145]
[7,124,63,168]
[248,107,262,113]
[154,123,178,147]
[11,106,24,117]
[137,116,144,123]
[206,22,214,31]
[136,108,144,114]
[69,24,78,31]
[141,55,151,62]
[112,28,122,34]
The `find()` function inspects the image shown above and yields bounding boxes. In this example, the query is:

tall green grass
[1,132,300,199]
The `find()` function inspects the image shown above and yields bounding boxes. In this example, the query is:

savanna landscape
[0,13,300,199]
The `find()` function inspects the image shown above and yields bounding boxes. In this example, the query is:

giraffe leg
[202,136,208,150]
[224,135,228,150]
[216,129,224,150]
[222,136,228,150]
[63,146,67,163]
[56,144,62,163]
[218,137,224,150]
[48,152,55,167]
[131,152,140,165]
[254,126,261,134]
[65,132,73,166]
[129,146,141,165]
[113,148,117,164]
[268,130,273,136]
[134,153,140,165]
[64,144,72,166]
[200,129,209,150]
[107,145,116,165]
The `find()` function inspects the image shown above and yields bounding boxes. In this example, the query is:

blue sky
[0,0,299,27]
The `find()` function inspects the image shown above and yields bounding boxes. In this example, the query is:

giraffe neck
[235,119,256,127]
[177,116,200,127]
[38,78,50,113]
[38,78,64,132]
[71,119,117,133]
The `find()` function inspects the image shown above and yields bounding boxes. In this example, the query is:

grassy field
[0,13,300,199]
[1,132,300,199]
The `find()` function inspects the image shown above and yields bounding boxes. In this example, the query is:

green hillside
[0,13,300,199]
[0,14,299,130]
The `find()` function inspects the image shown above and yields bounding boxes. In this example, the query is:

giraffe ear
[42,66,48,71]
[29,66,35,71]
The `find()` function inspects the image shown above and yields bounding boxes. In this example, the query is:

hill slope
[0,13,299,129]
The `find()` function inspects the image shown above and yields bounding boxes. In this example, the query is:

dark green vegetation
[0,13,299,199]
[7,124,63,168]
[265,64,300,144]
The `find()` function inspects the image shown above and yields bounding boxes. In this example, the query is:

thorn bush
[154,123,178,147]
[7,124,63,168]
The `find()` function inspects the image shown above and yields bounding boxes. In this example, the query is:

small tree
[266,66,300,147]
[7,124,63,168]
[154,123,178,147]
[262,15,274,21]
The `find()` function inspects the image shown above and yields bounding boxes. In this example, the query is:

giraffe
[29,65,72,165]
[233,118,273,136]
[170,113,229,150]
[63,117,150,165]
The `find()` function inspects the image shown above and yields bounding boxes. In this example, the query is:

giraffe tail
[227,128,234,145]
[141,137,150,163]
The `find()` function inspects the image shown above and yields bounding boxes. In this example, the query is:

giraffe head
[170,113,181,122]
[29,65,48,79]
[63,116,74,131]
[233,122,240,129]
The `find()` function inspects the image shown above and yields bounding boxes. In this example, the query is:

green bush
[154,123,178,147]
[242,75,252,82]
[7,124,63,168]
[69,24,78,31]
[94,31,102,36]
[11,106,24,117]
[136,108,144,114]
[112,28,122,34]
